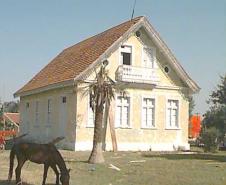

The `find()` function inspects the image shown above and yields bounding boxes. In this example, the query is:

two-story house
[14,16,200,151]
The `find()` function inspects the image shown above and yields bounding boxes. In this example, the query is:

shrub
[201,127,218,152]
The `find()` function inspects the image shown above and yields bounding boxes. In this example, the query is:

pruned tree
[84,61,116,163]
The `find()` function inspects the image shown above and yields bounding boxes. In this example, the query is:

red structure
[0,130,17,137]
[189,115,201,139]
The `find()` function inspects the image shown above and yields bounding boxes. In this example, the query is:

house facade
[15,16,200,151]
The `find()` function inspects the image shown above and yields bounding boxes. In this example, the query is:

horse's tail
[8,145,15,181]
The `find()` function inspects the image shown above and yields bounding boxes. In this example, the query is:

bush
[201,127,218,152]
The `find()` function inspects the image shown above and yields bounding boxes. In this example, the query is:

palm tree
[85,60,116,163]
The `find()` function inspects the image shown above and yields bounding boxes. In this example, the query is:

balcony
[115,65,160,85]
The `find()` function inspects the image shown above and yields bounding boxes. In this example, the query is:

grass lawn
[1,148,226,185]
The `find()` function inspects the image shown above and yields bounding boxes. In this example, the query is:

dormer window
[120,45,132,65]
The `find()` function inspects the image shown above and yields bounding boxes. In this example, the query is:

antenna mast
[131,0,137,20]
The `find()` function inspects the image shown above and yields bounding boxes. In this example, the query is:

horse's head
[60,169,70,185]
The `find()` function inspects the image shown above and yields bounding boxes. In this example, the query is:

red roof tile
[16,16,143,95]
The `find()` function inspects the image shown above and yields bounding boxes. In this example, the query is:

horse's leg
[51,164,59,185]
[42,163,49,185]
[15,156,26,185]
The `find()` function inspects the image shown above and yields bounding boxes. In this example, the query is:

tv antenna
[131,0,137,20]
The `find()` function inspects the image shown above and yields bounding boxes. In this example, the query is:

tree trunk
[102,102,109,151]
[109,106,117,152]
[88,102,105,164]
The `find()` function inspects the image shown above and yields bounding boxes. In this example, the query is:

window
[87,95,95,127]
[62,96,67,103]
[47,99,52,124]
[143,47,156,68]
[115,96,130,128]
[35,101,39,124]
[25,102,30,133]
[166,100,179,128]
[142,98,155,128]
[26,102,30,109]
[120,45,132,65]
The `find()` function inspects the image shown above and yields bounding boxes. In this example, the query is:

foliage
[202,106,226,140]
[208,75,226,107]
[188,96,195,118]
[88,64,115,113]
[200,127,219,152]
[202,74,226,144]
[3,101,19,113]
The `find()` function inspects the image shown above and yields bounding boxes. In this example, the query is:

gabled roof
[3,112,20,126]
[15,16,143,97]
[15,16,200,97]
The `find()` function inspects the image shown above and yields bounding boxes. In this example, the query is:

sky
[0,0,225,114]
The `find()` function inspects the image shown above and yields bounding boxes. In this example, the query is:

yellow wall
[20,86,76,149]
[75,30,190,151]
[20,28,190,151]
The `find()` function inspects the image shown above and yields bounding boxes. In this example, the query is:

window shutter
[143,47,157,68]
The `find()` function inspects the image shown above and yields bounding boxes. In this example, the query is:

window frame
[141,95,156,129]
[47,98,53,125]
[34,100,40,126]
[142,46,157,69]
[87,94,95,128]
[119,44,134,66]
[115,94,132,128]
[24,101,30,133]
[165,98,180,130]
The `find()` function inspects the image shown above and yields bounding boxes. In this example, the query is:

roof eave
[74,17,146,82]
[141,17,200,93]
[14,79,75,98]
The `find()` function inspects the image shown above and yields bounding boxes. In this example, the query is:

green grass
[1,149,226,185]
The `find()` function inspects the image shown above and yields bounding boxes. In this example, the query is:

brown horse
[8,142,70,185]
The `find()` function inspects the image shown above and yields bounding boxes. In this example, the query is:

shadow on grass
[0,180,56,185]
[143,153,226,162]
[0,180,32,185]
[65,159,88,164]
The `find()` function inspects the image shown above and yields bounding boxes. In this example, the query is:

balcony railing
[115,65,159,85]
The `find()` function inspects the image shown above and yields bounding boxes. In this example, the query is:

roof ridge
[64,16,144,52]
[14,16,146,96]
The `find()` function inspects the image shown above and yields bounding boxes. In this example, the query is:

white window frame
[141,96,156,129]
[165,98,180,129]
[24,101,30,133]
[115,93,132,128]
[142,46,157,68]
[119,44,134,66]
[47,98,52,125]
[35,100,40,126]
[87,95,95,128]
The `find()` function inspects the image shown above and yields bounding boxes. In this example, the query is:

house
[3,112,20,133]
[14,16,200,151]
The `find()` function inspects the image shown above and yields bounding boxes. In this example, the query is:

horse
[8,142,70,185]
